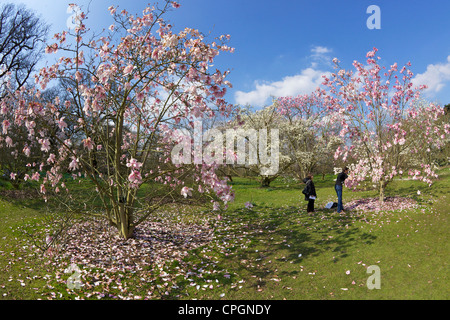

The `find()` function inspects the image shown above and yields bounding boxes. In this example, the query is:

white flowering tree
[226,104,288,187]
[276,90,343,180]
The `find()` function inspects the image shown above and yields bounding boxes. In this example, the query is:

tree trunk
[113,108,134,239]
[115,205,134,239]
[11,180,21,190]
[260,175,278,187]
[379,180,385,203]
[261,176,272,188]
[113,192,136,239]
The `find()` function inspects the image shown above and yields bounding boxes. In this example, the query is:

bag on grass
[325,202,338,209]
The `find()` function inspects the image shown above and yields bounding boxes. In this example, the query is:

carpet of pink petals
[3,216,217,300]
[345,196,419,213]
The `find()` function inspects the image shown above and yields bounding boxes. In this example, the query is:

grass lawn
[0,168,448,300]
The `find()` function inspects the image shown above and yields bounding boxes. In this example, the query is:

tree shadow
[0,188,45,211]
[209,205,377,291]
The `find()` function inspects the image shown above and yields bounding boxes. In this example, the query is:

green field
[0,168,448,300]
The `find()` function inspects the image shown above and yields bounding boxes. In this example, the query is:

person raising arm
[335,167,349,213]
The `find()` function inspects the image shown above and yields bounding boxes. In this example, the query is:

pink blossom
[57,117,67,131]
[83,137,94,150]
[5,136,13,147]
[126,158,142,170]
[31,172,40,181]
[180,186,193,198]
[39,138,51,152]
[151,48,161,60]
[123,64,134,75]
[128,170,141,182]
[68,158,79,171]
[75,71,83,82]
[47,153,56,164]
[128,170,142,188]
[23,146,31,157]
[2,120,10,134]
[45,43,58,54]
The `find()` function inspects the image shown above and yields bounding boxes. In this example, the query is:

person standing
[303,174,317,213]
[335,167,349,213]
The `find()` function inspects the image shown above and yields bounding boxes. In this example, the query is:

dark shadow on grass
[0,188,54,219]
[197,205,378,292]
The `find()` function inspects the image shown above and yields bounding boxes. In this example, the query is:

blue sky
[10,0,450,107]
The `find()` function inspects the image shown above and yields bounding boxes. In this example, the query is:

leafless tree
[0,3,48,98]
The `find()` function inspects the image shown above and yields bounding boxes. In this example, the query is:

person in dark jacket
[335,167,349,213]
[303,174,317,213]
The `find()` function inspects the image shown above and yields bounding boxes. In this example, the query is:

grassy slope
[183,170,449,300]
[0,168,448,300]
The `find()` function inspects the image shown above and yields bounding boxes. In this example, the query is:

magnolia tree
[0,88,64,189]
[0,110,45,189]
[276,90,343,180]
[403,99,450,168]
[322,48,449,202]
[1,1,237,239]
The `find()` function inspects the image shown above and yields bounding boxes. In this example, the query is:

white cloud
[235,68,329,106]
[310,46,333,68]
[234,46,334,107]
[311,46,332,55]
[413,55,450,94]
